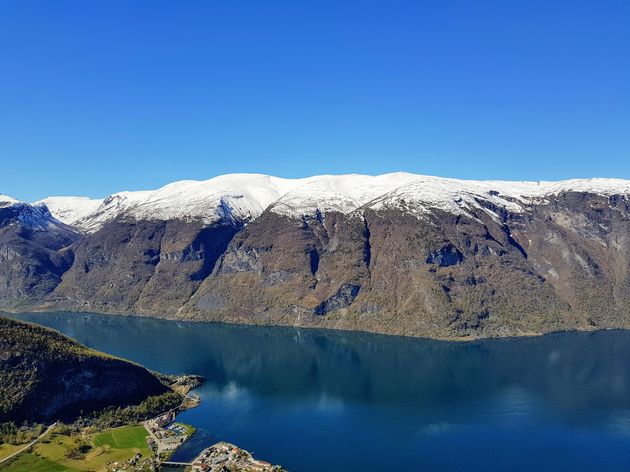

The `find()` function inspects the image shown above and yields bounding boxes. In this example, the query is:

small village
[189,442,285,472]
[105,374,285,472]
[144,412,194,458]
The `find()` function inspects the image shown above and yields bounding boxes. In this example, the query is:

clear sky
[1,0,629,201]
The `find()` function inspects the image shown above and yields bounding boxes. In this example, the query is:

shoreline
[1,306,608,344]
[144,384,284,472]
[143,379,201,463]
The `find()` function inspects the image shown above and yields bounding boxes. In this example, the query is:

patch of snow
[0,195,75,234]
[16,204,59,231]
[0,194,19,208]
[36,196,103,226]
[527,178,630,198]
[73,190,153,232]
[269,173,419,217]
[365,177,630,219]
[366,176,529,218]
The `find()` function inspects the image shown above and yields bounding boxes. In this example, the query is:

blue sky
[1,0,629,201]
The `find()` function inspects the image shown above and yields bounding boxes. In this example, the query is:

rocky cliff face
[0,316,168,422]
[49,218,239,314]
[0,199,78,307]
[3,174,630,339]
[187,204,577,337]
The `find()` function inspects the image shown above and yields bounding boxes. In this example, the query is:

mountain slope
[0,197,79,307]
[4,173,630,339]
[0,316,168,422]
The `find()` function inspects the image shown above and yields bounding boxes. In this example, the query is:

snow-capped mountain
[268,173,420,217]
[31,173,630,232]
[35,196,102,227]
[0,194,79,304]
[0,194,77,234]
[4,172,630,340]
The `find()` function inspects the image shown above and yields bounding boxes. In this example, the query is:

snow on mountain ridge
[128,173,305,223]
[365,176,530,219]
[73,190,153,232]
[269,172,419,216]
[36,196,103,227]
[0,195,77,234]
[31,174,630,232]
[59,174,309,232]
[364,176,630,220]
[0,194,19,208]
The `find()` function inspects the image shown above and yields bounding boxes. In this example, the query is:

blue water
[10,312,630,471]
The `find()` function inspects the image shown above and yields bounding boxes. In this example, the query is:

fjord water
[11,313,630,471]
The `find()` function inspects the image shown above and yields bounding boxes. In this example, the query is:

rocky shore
[189,442,285,472]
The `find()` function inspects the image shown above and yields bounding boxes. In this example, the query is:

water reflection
[10,312,630,471]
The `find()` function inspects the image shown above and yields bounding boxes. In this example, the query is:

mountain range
[2,172,630,339]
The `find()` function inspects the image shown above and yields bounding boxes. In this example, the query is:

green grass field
[0,453,81,471]
[0,424,151,471]
[93,425,148,451]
